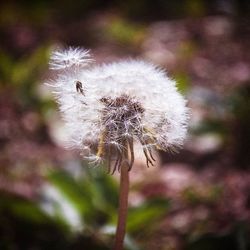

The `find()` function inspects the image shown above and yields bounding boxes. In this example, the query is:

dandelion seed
[49,47,93,70]
[46,47,189,250]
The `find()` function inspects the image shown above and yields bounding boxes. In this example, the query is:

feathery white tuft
[47,47,189,171]
[49,47,93,70]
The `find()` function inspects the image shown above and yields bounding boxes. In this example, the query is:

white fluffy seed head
[47,47,189,167]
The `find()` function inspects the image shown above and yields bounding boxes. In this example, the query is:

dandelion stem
[113,145,130,250]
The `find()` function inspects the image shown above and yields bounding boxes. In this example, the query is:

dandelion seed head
[47,47,189,171]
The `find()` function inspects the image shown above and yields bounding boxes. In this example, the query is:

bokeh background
[1,1,250,249]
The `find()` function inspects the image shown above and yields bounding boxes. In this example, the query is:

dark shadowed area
[0,1,250,249]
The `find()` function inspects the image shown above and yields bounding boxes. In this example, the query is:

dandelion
[47,47,189,250]
[49,50,188,172]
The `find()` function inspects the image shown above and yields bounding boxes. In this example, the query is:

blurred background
[0,0,250,249]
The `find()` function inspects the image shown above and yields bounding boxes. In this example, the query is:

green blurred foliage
[45,167,171,249]
[182,185,223,206]
[127,198,170,233]
[0,165,171,250]
[0,46,53,111]
[105,18,145,46]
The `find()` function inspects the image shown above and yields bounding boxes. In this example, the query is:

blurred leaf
[192,119,227,136]
[11,46,49,86]
[0,46,49,87]
[0,51,13,84]
[0,194,50,224]
[0,193,109,250]
[127,198,170,233]
[46,169,93,216]
[46,167,119,229]
[0,46,50,109]
[106,18,145,45]
[86,167,119,208]
[182,185,223,205]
